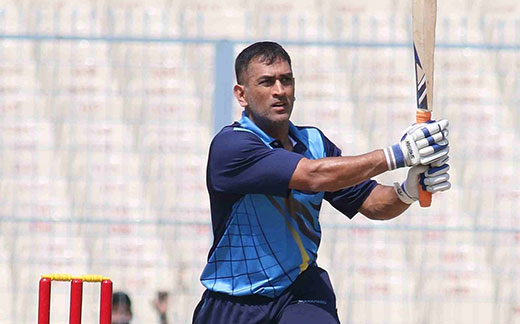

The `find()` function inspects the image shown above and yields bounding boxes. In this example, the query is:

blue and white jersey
[201,112,378,298]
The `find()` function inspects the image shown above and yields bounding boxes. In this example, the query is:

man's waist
[203,262,318,300]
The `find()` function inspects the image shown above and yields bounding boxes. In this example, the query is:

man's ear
[233,84,248,108]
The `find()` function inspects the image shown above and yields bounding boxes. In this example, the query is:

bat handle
[416,110,432,207]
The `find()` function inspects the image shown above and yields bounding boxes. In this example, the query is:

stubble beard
[247,105,292,136]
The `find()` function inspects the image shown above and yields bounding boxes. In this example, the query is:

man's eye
[259,79,273,86]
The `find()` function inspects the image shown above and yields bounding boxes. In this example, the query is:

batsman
[193,41,450,324]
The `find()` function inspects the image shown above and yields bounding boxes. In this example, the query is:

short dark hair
[112,291,132,313]
[235,41,292,85]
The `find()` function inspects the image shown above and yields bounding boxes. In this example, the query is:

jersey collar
[238,111,308,153]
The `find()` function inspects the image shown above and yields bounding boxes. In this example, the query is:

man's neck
[279,136,294,151]
[266,124,288,140]
[255,119,292,151]
[267,125,294,151]
[244,111,294,149]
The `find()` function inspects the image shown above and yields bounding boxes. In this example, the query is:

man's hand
[384,120,449,170]
[153,291,169,324]
[393,156,451,204]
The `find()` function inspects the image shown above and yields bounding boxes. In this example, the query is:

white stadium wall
[1,0,520,323]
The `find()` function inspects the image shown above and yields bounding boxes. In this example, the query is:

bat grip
[416,110,432,207]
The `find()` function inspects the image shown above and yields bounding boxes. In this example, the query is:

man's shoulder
[211,122,263,150]
[214,122,261,139]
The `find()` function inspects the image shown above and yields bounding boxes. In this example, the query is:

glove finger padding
[410,119,449,141]
[386,119,450,170]
[430,155,449,168]
[394,159,451,204]
[426,181,451,193]
[423,173,450,186]
[420,163,451,193]
[415,129,449,149]
[426,163,450,177]
[419,144,449,165]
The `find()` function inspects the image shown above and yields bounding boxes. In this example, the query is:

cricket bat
[413,0,437,207]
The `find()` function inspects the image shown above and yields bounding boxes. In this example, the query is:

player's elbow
[363,210,402,221]
[359,186,409,220]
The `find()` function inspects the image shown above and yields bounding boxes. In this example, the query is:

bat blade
[413,0,437,207]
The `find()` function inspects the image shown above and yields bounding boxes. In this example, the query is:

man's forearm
[289,150,388,192]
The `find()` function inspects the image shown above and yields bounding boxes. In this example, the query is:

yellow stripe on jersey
[267,196,310,274]
[283,216,310,273]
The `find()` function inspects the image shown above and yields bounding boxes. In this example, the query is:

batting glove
[393,156,451,204]
[384,119,449,170]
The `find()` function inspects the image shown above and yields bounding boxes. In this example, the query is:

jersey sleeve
[320,130,379,218]
[208,128,304,197]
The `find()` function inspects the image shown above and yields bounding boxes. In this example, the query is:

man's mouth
[272,102,286,107]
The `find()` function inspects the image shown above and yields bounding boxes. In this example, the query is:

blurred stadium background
[1,0,520,323]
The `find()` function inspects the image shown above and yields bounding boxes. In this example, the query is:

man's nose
[272,80,285,96]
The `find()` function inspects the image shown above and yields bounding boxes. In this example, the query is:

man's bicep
[288,158,316,191]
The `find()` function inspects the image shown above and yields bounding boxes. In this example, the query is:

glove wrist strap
[384,145,405,171]
[393,182,415,205]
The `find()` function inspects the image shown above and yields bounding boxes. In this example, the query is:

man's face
[235,57,295,128]
[112,305,132,324]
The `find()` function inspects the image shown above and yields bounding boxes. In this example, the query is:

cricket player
[193,41,450,324]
